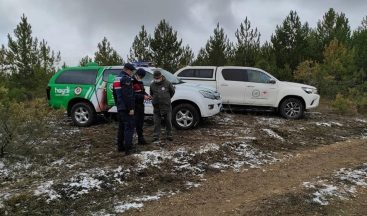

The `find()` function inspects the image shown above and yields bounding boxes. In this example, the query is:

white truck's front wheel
[279,98,304,119]
[172,103,200,130]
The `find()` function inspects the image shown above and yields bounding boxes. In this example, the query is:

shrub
[0,98,62,158]
[331,93,358,114]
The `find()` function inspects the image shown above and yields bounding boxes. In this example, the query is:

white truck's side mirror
[269,79,276,84]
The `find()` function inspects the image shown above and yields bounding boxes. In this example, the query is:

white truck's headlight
[302,87,318,94]
[199,90,216,100]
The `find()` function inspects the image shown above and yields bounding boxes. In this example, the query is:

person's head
[135,68,147,80]
[153,70,163,83]
[123,63,136,75]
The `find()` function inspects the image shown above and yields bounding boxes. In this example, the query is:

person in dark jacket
[112,63,136,155]
[133,68,151,145]
[150,70,175,142]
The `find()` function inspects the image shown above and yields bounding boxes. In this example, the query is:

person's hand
[129,109,134,116]
[144,95,151,100]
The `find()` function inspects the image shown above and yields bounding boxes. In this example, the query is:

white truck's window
[222,69,247,81]
[247,70,271,83]
[178,69,194,77]
[196,69,213,78]
[178,69,213,78]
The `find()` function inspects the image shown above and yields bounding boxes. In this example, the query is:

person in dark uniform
[132,68,151,145]
[150,70,175,142]
[112,63,136,155]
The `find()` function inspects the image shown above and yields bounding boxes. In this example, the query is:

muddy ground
[0,109,366,215]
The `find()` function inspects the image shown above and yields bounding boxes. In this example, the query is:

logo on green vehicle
[74,87,82,95]
[55,87,70,96]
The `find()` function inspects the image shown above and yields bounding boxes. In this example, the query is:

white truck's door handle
[221,84,229,86]
[247,86,254,87]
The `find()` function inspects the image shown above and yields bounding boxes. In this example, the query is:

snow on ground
[29,140,280,211]
[314,121,344,127]
[0,160,9,178]
[0,192,11,209]
[303,163,367,205]
[114,202,144,213]
[262,129,285,141]
[185,181,201,189]
[34,167,130,201]
[256,117,285,127]
[315,122,332,127]
[51,158,65,166]
[336,165,367,187]
[0,159,32,180]
[113,190,175,214]
[34,181,61,203]
[355,118,367,123]
[62,169,108,199]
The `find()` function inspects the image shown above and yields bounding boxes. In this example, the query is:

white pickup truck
[174,66,320,119]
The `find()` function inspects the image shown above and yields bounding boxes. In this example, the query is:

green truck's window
[103,69,121,81]
[56,70,98,84]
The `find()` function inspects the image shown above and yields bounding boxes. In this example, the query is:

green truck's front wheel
[70,102,96,127]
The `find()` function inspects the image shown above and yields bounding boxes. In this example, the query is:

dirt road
[132,139,367,216]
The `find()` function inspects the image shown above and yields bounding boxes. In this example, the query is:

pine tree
[6,14,39,91]
[61,62,68,69]
[94,37,123,66]
[6,14,61,99]
[38,39,61,74]
[0,45,7,77]
[79,55,93,66]
[352,16,367,79]
[178,45,194,68]
[150,19,184,72]
[255,41,278,76]
[271,11,310,79]
[128,26,152,62]
[315,8,351,61]
[233,17,261,66]
[194,23,232,66]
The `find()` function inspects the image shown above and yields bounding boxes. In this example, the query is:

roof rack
[131,61,154,67]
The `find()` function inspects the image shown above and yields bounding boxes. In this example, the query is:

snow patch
[315,122,331,127]
[304,163,367,205]
[355,118,367,123]
[34,181,61,203]
[198,143,220,153]
[0,192,11,209]
[186,181,201,189]
[262,129,284,141]
[114,202,143,213]
[51,158,65,166]
[336,165,367,187]
[257,117,285,126]
[64,172,104,198]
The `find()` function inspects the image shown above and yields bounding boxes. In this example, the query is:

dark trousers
[117,111,135,151]
[135,104,145,140]
[153,108,172,139]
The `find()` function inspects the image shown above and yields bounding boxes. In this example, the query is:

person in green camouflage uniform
[150,70,175,142]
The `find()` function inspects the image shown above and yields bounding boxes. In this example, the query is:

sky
[0,0,366,67]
